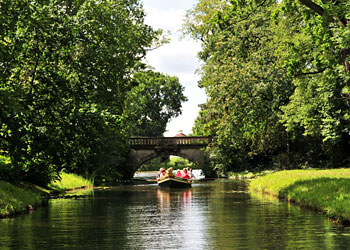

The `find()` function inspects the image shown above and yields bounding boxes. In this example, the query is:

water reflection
[247,192,344,250]
[157,188,192,210]
[125,187,209,250]
[1,181,350,249]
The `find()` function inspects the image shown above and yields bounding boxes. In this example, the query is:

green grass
[48,172,93,192]
[0,172,93,218]
[0,181,42,217]
[249,169,350,223]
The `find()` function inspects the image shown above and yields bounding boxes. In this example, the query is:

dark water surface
[1,180,350,249]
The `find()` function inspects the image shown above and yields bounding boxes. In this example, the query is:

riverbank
[249,169,350,225]
[48,172,93,192]
[0,173,93,218]
[0,181,42,218]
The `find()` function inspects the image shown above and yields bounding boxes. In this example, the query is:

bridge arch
[136,151,198,167]
[128,136,210,174]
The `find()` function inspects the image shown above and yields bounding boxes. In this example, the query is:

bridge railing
[129,136,210,146]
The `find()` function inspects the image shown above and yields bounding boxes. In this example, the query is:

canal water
[1,180,350,249]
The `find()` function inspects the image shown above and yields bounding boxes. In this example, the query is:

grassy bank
[0,181,42,218]
[48,172,93,192]
[249,169,350,224]
[0,173,93,218]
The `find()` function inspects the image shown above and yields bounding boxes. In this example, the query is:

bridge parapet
[129,136,210,147]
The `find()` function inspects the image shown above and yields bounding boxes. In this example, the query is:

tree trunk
[341,49,350,73]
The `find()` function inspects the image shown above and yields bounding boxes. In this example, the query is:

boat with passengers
[157,176,192,188]
[156,167,192,188]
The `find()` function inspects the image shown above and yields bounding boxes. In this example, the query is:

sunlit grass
[48,172,93,192]
[249,169,350,222]
[0,173,93,217]
[0,181,41,217]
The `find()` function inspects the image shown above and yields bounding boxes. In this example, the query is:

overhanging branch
[293,67,327,77]
[298,0,346,27]
[298,0,324,16]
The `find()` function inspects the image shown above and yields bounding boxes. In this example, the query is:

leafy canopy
[184,0,350,172]
[0,0,174,185]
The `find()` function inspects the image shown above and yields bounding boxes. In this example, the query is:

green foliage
[138,157,168,171]
[124,70,187,137]
[0,0,164,185]
[185,0,294,172]
[138,157,195,171]
[169,157,197,170]
[184,0,350,173]
[0,154,28,185]
[278,0,350,145]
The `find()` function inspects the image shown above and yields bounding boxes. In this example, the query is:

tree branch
[293,67,327,77]
[298,0,346,27]
[29,50,41,96]
[298,0,348,74]
[298,0,324,16]
[230,0,268,26]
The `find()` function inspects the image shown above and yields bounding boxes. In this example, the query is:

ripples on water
[1,180,350,249]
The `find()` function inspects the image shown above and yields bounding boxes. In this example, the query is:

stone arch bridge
[129,136,210,171]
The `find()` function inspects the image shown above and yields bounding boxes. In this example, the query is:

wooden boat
[157,176,192,188]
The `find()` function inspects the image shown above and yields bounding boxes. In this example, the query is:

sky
[141,0,207,137]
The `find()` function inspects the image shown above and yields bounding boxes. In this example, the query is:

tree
[124,70,187,137]
[294,0,350,74]
[185,0,350,172]
[185,0,295,172]
[0,0,161,185]
[278,0,350,164]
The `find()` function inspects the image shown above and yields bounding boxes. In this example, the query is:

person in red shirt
[176,169,182,177]
[182,168,190,179]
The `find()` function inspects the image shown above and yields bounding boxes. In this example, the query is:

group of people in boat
[157,167,196,180]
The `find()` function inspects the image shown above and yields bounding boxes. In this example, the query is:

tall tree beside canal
[124,70,187,137]
[0,0,163,185]
[184,0,350,173]
[278,0,350,164]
